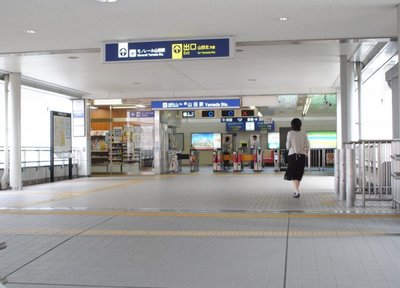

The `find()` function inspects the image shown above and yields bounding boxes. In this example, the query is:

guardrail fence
[0,146,79,186]
[339,140,392,207]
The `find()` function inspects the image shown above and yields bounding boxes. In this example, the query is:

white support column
[154,110,161,174]
[386,63,399,138]
[355,62,362,141]
[9,73,22,190]
[0,75,9,190]
[339,55,355,148]
[396,5,400,139]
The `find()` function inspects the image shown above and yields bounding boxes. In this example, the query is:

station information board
[151,99,240,110]
[103,37,233,63]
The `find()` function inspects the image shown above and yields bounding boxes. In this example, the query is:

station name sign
[103,37,233,62]
[151,99,240,110]
[128,111,155,118]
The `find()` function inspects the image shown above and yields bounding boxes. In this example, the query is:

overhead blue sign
[256,121,275,131]
[225,120,275,132]
[151,99,240,110]
[226,122,245,132]
[221,117,264,123]
[103,37,233,62]
[128,111,155,118]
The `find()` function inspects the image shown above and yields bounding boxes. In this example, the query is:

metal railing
[0,146,79,169]
[0,146,80,186]
[308,148,335,171]
[343,140,392,207]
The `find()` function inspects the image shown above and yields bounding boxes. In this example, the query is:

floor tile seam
[3,215,119,279]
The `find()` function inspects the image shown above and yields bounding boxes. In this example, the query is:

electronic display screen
[267,132,280,149]
[307,131,337,149]
[241,109,255,117]
[191,133,221,150]
[202,110,215,117]
[221,110,235,117]
[182,111,195,118]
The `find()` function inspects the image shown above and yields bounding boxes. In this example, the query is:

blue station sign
[103,37,233,63]
[128,111,155,118]
[151,99,240,110]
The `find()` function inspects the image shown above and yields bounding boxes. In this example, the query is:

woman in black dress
[284,118,310,198]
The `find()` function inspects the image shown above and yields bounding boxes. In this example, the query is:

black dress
[284,153,306,181]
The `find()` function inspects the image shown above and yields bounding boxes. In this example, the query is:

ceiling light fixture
[95,0,118,3]
[302,97,312,116]
[24,29,36,34]
[93,99,123,105]
[279,17,289,21]
[112,106,139,109]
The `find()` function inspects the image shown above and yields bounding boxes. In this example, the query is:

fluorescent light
[257,112,263,117]
[302,97,312,116]
[279,17,289,21]
[113,106,139,109]
[93,99,123,105]
[96,0,117,2]
[90,106,98,110]
[24,29,36,34]
[249,106,256,109]
[135,104,146,108]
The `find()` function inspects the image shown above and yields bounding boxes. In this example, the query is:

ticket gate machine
[232,149,243,172]
[213,149,223,172]
[253,148,263,172]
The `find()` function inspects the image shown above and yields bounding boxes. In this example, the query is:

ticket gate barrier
[253,148,263,172]
[274,150,280,172]
[233,149,243,172]
[189,148,199,172]
[213,149,223,172]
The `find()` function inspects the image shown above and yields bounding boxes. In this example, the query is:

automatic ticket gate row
[213,148,263,172]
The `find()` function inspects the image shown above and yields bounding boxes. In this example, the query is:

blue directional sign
[128,111,155,118]
[103,37,233,63]
[151,99,240,110]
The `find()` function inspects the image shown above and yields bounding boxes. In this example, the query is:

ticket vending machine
[253,148,263,172]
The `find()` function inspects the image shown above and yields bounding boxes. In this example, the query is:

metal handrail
[0,146,79,169]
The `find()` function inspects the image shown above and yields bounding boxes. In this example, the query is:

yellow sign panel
[172,44,182,59]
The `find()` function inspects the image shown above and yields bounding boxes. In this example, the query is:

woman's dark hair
[291,118,302,131]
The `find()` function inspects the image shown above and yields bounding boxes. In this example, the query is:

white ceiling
[0,0,398,114]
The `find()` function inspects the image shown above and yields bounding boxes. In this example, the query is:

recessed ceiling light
[24,29,36,34]
[95,0,118,3]
[279,17,289,21]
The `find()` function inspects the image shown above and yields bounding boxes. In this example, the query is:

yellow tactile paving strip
[0,227,389,238]
[0,210,398,238]
[0,209,399,219]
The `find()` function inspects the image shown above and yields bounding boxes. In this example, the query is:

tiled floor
[1,169,400,287]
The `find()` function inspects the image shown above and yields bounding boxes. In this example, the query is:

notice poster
[52,112,72,153]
